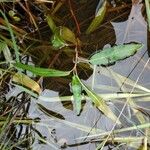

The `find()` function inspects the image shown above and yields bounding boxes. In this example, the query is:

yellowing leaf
[60,26,77,44]
[12,73,41,94]
[76,76,121,125]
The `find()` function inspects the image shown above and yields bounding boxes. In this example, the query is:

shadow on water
[0,0,150,150]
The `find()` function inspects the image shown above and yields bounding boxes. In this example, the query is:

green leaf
[86,0,107,34]
[51,33,67,49]
[51,26,77,48]
[13,63,71,77]
[71,75,82,115]
[89,43,143,65]
[145,0,150,31]
[76,76,121,124]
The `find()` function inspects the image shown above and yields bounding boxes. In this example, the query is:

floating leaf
[145,0,150,31]
[89,43,143,66]
[12,73,41,94]
[76,76,121,124]
[71,75,82,115]
[86,0,107,34]
[13,63,71,77]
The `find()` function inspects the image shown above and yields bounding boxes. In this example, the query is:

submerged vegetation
[0,0,150,149]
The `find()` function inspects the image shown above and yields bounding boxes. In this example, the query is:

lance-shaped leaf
[76,76,121,124]
[145,0,150,31]
[86,0,107,34]
[89,43,143,66]
[13,63,71,77]
[71,75,82,115]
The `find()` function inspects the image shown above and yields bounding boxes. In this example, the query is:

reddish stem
[68,0,81,35]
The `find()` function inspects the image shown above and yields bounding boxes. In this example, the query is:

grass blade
[13,62,71,77]
[86,0,107,34]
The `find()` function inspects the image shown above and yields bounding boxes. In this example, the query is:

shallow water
[3,1,150,150]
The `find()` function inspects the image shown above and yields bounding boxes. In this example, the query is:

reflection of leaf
[14,63,71,77]
[86,0,107,34]
[111,2,147,44]
[71,75,82,115]
[76,76,121,125]
[89,43,143,66]
[37,103,65,120]
[12,73,41,94]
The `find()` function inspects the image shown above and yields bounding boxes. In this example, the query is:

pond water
[2,0,150,150]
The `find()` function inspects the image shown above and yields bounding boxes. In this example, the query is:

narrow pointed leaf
[71,75,82,115]
[86,0,107,34]
[46,14,57,33]
[76,76,121,124]
[89,43,143,65]
[13,63,71,77]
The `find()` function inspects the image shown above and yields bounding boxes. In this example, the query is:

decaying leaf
[71,75,82,115]
[89,43,143,66]
[12,73,41,94]
[76,76,121,124]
